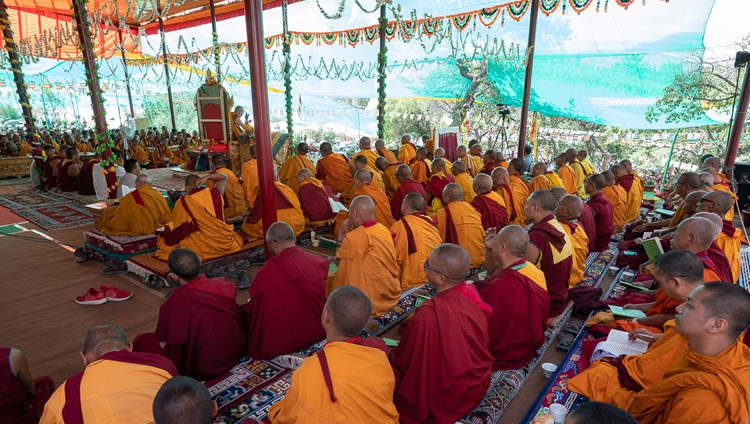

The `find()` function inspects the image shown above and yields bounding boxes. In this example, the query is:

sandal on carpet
[556,332,576,351]
[210,267,240,278]
[143,274,166,289]
[563,321,584,336]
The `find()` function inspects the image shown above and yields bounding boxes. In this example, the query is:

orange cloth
[377,147,398,164]
[127,145,150,163]
[99,185,171,236]
[557,164,577,194]
[241,159,259,208]
[381,164,401,198]
[354,184,395,227]
[329,223,400,316]
[667,202,685,228]
[19,140,33,156]
[460,154,483,177]
[398,143,416,165]
[647,288,683,317]
[626,172,645,222]
[242,182,305,238]
[617,339,750,423]
[530,175,550,192]
[508,175,530,225]
[515,259,548,291]
[716,229,745,283]
[495,187,518,225]
[711,184,738,220]
[441,159,453,175]
[498,160,509,169]
[316,153,353,194]
[152,145,173,167]
[409,160,431,185]
[436,201,486,268]
[209,168,248,218]
[603,184,629,232]
[455,172,476,203]
[156,187,244,261]
[392,215,442,289]
[75,141,91,153]
[354,149,382,174]
[545,171,565,189]
[560,220,589,288]
[268,342,399,423]
[278,154,316,193]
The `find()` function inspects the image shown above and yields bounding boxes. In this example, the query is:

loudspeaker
[734,162,750,211]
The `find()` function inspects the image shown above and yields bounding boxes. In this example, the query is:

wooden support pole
[0,0,35,133]
[517,0,540,159]
[158,15,176,130]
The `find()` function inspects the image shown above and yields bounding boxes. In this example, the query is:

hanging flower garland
[316,0,346,19]
[95,131,119,199]
[376,11,387,139]
[282,0,294,140]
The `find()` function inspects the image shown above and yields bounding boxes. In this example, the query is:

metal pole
[243,0,278,238]
[158,15,176,130]
[662,129,680,187]
[282,0,293,138]
[72,0,107,134]
[118,30,135,118]
[115,84,122,124]
[725,64,749,167]
[209,0,221,81]
[517,0,540,159]
[376,4,386,139]
[0,0,35,133]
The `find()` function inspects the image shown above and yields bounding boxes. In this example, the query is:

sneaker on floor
[100,285,133,302]
[75,288,108,305]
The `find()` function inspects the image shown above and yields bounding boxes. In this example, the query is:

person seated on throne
[230,106,254,139]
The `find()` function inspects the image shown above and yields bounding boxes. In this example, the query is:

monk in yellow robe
[620,159,645,222]
[351,155,385,192]
[433,147,452,174]
[316,142,353,194]
[151,140,173,168]
[456,145,483,177]
[409,147,432,185]
[397,134,417,164]
[555,154,577,194]
[491,167,523,226]
[697,191,746,282]
[351,169,395,227]
[242,173,305,239]
[565,148,587,198]
[241,144,259,208]
[530,162,551,191]
[126,140,151,165]
[436,183,486,268]
[328,196,400,316]
[701,166,738,220]
[602,170,629,233]
[613,283,750,423]
[268,286,399,423]
[156,173,244,261]
[354,136,382,175]
[555,195,590,287]
[375,139,398,164]
[99,174,171,236]
[392,193,442,289]
[452,161,476,203]
[577,150,595,175]
[208,154,247,218]
[376,157,401,198]
[633,172,703,233]
[278,142,316,193]
[508,158,530,221]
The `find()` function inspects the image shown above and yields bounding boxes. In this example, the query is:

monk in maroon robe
[0,347,54,424]
[584,174,615,252]
[296,169,336,222]
[42,145,61,190]
[57,148,81,192]
[133,248,246,381]
[471,173,508,230]
[425,158,455,209]
[390,244,493,423]
[390,165,427,220]
[77,156,99,196]
[245,222,328,358]
[579,202,597,251]
[706,241,733,282]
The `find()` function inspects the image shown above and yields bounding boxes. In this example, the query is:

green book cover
[609,305,647,319]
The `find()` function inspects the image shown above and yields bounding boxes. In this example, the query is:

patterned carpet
[0,191,67,209]
[14,203,93,230]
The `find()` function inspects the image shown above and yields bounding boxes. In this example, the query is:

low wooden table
[0,156,32,178]
[84,201,118,230]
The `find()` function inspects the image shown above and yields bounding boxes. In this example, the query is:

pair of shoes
[563,321,584,336]
[210,267,239,278]
[100,262,129,275]
[144,274,167,289]
[235,271,251,290]
[75,285,133,305]
[236,259,264,270]
[555,332,576,351]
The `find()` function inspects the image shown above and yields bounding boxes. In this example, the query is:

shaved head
[497,225,529,257]
[135,174,152,186]
[432,158,446,172]
[699,172,714,187]
[350,195,375,221]
[556,194,583,221]
[684,190,708,216]
[452,160,466,174]
[587,173,606,190]
[692,212,722,238]
[430,243,470,282]
[153,376,213,424]
[700,190,734,215]
[396,164,412,179]
[529,189,558,212]
[375,156,389,171]
[82,324,129,361]
[296,168,313,180]
[319,142,332,154]
[184,174,200,190]
[491,167,509,187]
[611,164,626,178]
[531,162,546,177]
[602,170,615,185]
[354,155,368,167]
[168,248,201,280]
[443,183,464,203]
[672,216,716,251]
[354,169,372,184]
[473,173,493,194]
[358,136,371,149]
[508,158,523,173]
[403,191,426,213]
[698,282,750,339]
[211,154,227,167]
[266,221,296,243]
[375,139,385,150]
[325,286,372,337]
[435,147,446,157]
[550,186,567,201]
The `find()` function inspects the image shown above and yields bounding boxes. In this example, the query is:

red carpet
[0,206,25,225]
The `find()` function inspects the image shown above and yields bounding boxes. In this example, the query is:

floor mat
[0,224,25,235]
[14,203,93,230]
[0,191,67,209]
[0,206,26,225]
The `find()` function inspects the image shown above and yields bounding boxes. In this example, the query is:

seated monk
[479,150,500,175]
[41,324,177,423]
[456,145,482,177]
[242,170,305,239]
[566,148,587,198]
[156,173,244,261]
[208,154,247,218]
[316,142,352,195]
[697,191,745,282]
[555,195,590,287]
[133,249,246,380]
[613,283,750,423]
[433,147,452,174]
[492,167,524,226]
[451,160,476,202]
[42,145,61,190]
[390,165,426,221]
[268,286,399,423]
[77,151,100,196]
[241,144,259,208]
[392,192,442,289]
[634,171,703,234]
[296,168,336,223]
[584,174,615,252]
[99,174,171,236]
[151,139,173,168]
[328,196,400,316]
[425,158,454,214]
[153,376,213,424]
[126,139,151,167]
[569,250,705,403]
[0,347,54,424]
[57,147,81,192]
[472,172,509,230]
[700,169,738,220]
[602,170,629,233]
[397,134,417,165]
[478,226,550,370]
[390,244,493,423]
[671,216,731,282]
[530,162,551,191]
[409,147,432,185]
[375,138,398,163]
[376,156,401,198]
[350,154,385,193]
[525,190,574,318]
[278,142,316,193]
[508,158,531,221]
[354,136,382,174]
[620,159,646,220]
[555,154,577,194]
[436,183,486,268]
[245,222,327,358]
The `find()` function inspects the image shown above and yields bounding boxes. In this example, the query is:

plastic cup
[311,239,320,247]
[609,266,620,276]
[541,362,558,378]
[549,403,567,423]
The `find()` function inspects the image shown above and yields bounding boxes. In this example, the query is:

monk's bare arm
[199,173,228,195]
[9,348,35,396]
[634,314,674,330]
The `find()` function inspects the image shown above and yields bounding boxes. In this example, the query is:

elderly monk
[585,173,615,252]
[376,156,401,198]
[569,250,705,403]
[613,162,644,222]
[351,155,385,193]
[316,142,353,194]
[397,134,417,164]
[329,196,400,316]
[375,138,398,163]
[491,167,521,225]
[156,173,244,261]
[208,154,247,218]
[434,147,452,174]
[241,144,259,208]
[390,165,427,221]
[390,244,493,423]
[243,170,305,238]
[127,138,151,166]
[268,286,399,423]
[530,162,551,191]
[635,171,703,234]
[354,136,382,174]
[555,195,590,287]
[472,173,509,230]
[133,249,246,380]
[479,225,550,370]
[351,169,395,227]
[479,149,500,175]
[555,154,577,194]
[245,222,327,358]
[42,145,62,190]
[452,160,476,202]
[409,147,432,185]
[692,212,736,283]
[437,184,486,268]
[671,216,731,282]
[40,324,177,424]
[508,158,531,221]
[153,376,212,424]
[703,167,738,220]
[613,283,750,423]
[525,190,574,318]
[457,145,482,177]
[278,142,316,193]
[602,170,629,233]
[99,174,171,236]
[698,191,745,282]
[296,168,336,223]
[702,156,730,183]
[566,148,587,197]
[392,192,442,289]
[57,147,81,192]
[425,158,455,213]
